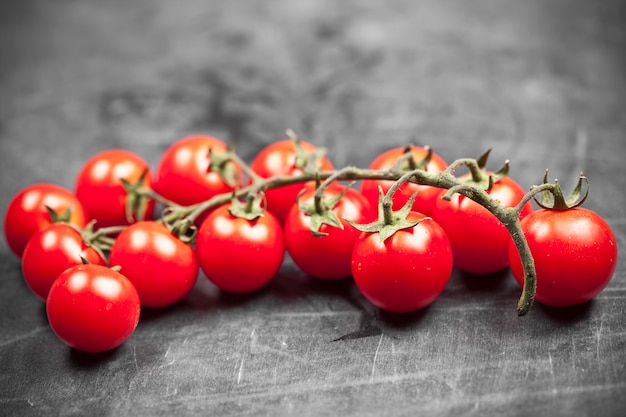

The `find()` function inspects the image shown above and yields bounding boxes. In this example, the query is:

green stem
[150,161,539,315]
[444,158,485,182]
[228,150,263,184]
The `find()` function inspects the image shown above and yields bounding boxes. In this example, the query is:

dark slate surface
[1,0,625,416]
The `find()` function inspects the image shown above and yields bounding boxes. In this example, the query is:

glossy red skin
[508,208,618,307]
[431,176,533,274]
[4,183,88,257]
[46,264,141,353]
[155,135,242,207]
[109,221,199,308]
[250,139,334,224]
[284,186,374,280]
[196,204,285,293]
[360,145,448,217]
[351,212,453,313]
[21,223,106,301]
[74,149,155,228]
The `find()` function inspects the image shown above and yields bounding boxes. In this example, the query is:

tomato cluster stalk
[130,141,589,317]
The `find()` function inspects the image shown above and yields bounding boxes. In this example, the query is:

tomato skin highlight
[74,149,155,228]
[250,139,334,224]
[360,145,448,216]
[431,176,533,274]
[46,264,141,353]
[196,204,285,293]
[351,213,453,313]
[109,221,199,308]
[284,186,374,280]
[154,135,241,207]
[3,183,88,258]
[21,223,106,301]
[508,208,618,307]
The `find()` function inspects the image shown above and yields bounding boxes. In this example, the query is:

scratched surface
[1,0,626,416]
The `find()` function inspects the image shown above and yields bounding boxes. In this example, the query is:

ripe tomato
[109,221,199,308]
[250,139,334,224]
[431,176,533,274]
[21,223,106,301]
[74,149,155,228]
[284,185,374,280]
[351,212,453,313]
[4,183,88,257]
[46,264,141,353]
[154,135,242,207]
[195,203,285,293]
[360,145,448,216]
[508,208,618,307]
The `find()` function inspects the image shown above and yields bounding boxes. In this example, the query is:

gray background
[1,0,625,416]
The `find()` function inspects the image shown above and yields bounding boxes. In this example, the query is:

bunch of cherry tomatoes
[3,134,618,353]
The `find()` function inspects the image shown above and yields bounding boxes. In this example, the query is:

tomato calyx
[295,182,351,237]
[443,149,509,198]
[393,144,433,172]
[347,181,427,246]
[121,169,152,224]
[286,129,328,173]
[63,220,125,264]
[208,147,241,187]
[228,192,267,221]
[44,205,74,224]
[530,170,589,210]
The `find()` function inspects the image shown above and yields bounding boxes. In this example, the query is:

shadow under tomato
[69,347,120,368]
[536,300,594,324]
[456,267,512,293]
[376,307,430,329]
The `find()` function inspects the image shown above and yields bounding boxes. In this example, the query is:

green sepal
[208,147,240,187]
[476,148,492,169]
[45,205,72,223]
[228,192,266,221]
[346,187,426,246]
[458,152,510,193]
[392,145,433,171]
[121,169,150,223]
[287,128,328,173]
[296,186,350,237]
[168,218,198,244]
[532,170,589,210]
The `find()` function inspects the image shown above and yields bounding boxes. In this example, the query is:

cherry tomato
[109,221,199,308]
[154,135,242,207]
[250,139,334,224]
[351,212,453,313]
[4,183,88,257]
[430,176,533,274]
[21,223,106,301]
[284,185,374,280]
[196,204,285,293]
[508,208,618,307]
[46,264,141,353]
[360,145,448,216]
[74,149,155,228]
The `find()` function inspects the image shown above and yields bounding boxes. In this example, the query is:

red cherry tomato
[284,185,374,280]
[351,212,453,313]
[4,183,88,257]
[74,149,155,228]
[508,208,618,307]
[21,223,106,301]
[109,221,199,308]
[250,139,334,224]
[431,176,533,274]
[154,135,242,207]
[196,204,285,293]
[46,264,141,353]
[360,145,448,216]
